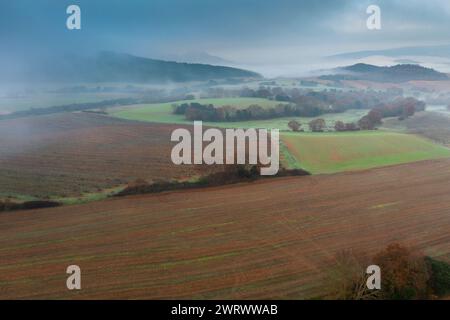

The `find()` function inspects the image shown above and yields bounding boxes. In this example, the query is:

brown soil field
[0,113,216,199]
[0,159,449,299]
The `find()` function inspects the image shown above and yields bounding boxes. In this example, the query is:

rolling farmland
[111,98,367,130]
[382,110,450,146]
[0,112,217,201]
[1,159,449,299]
[281,131,450,174]
[111,97,289,126]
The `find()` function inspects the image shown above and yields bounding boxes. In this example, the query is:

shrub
[326,250,381,300]
[426,257,450,297]
[325,243,450,300]
[288,120,301,132]
[0,200,61,212]
[21,201,61,210]
[115,166,310,197]
[309,118,326,132]
[373,244,429,300]
[334,121,346,132]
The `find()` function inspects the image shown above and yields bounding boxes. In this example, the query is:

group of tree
[288,119,328,132]
[327,243,450,300]
[287,97,423,133]
[287,118,351,132]
[288,120,303,132]
[173,92,424,130]
[336,96,423,132]
[173,101,334,122]
[334,121,359,132]
[375,97,425,119]
[116,165,311,197]
[285,117,378,133]
[309,118,327,132]
[321,97,422,132]
[173,92,395,123]
[356,97,425,130]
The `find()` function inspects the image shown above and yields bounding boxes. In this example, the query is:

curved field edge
[109,98,367,130]
[280,131,450,174]
[110,97,288,125]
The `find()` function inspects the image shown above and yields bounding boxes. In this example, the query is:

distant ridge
[320,63,448,82]
[328,44,450,60]
[155,51,234,66]
[32,51,262,83]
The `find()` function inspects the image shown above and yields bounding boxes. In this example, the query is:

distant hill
[320,63,448,82]
[329,44,450,60]
[33,51,261,83]
[154,51,234,66]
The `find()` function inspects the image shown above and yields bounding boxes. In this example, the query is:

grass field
[1,159,449,299]
[111,97,288,125]
[111,97,367,130]
[281,131,450,174]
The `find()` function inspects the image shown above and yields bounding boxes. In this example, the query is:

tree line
[286,97,425,132]
[172,89,404,123]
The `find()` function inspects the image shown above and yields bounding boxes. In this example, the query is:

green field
[112,98,450,175]
[281,131,450,174]
[111,97,367,130]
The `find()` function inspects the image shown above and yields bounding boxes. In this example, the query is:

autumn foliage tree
[358,115,376,130]
[334,121,346,132]
[367,109,383,125]
[325,243,449,300]
[373,243,430,300]
[309,118,326,132]
[288,120,301,132]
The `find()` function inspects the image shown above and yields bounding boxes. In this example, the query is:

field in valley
[281,131,450,173]
[111,97,367,130]
[1,159,449,299]
[111,97,288,125]
[382,110,450,146]
[3,106,450,202]
[0,112,218,202]
[2,92,450,300]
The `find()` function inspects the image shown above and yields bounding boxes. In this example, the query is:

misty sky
[2,0,450,76]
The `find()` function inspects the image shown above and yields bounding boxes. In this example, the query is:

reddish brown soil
[0,113,216,198]
[0,159,449,299]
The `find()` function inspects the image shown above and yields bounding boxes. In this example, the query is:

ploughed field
[0,113,216,200]
[1,159,449,299]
